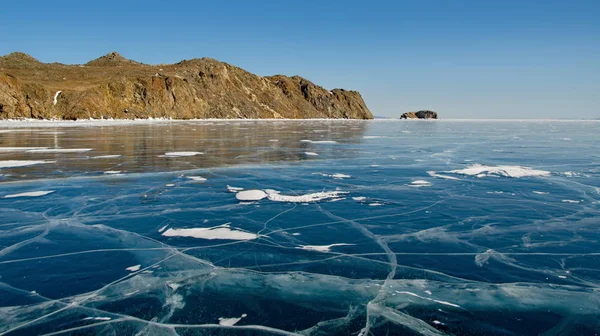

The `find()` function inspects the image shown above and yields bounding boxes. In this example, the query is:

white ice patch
[53,91,62,105]
[4,190,55,198]
[0,160,55,168]
[125,264,141,272]
[268,139,279,142]
[27,148,92,153]
[158,225,169,233]
[104,171,122,174]
[91,155,121,159]
[162,224,258,241]
[300,140,337,144]
[0,147,49,152]
[161,152,203,157]
[447,164,550,178]
[533,191,549,195]
[265,190,347,203]
[227,185,244,193]
[218,314,247,326]
[562,199,581,204]
[165,184,175,187]
[236,190,267,201]
[352,196,367,201]
[298,243,355,252]
[369,202,383,206]
[187,176,207,182]
[304,152,319,156]
[317,173,351,179]
[427,171,461,180]
[362,136,385,139]
[409,180,432,187]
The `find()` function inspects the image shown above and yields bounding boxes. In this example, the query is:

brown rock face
[0,52,373,120]
[400,110,438,119]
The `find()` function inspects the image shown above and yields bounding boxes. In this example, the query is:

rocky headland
[0,52,373,120]
[400,110,438,119]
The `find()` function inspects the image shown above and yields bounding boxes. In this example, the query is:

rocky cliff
[0,52,373,120]
[400,110,438,119]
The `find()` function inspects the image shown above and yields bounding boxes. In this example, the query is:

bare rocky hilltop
[0,52,373,120]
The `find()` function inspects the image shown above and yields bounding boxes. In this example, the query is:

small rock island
[400,110,438,119]
[0,52,373,120]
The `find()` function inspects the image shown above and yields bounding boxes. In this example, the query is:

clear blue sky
[1,0,598,118]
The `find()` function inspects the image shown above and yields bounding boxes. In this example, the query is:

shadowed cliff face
[0,52,373,120]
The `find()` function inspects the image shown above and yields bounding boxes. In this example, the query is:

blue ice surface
[0,120,599,335]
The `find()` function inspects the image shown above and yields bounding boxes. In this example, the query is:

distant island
[0,52,373,120]
[400,110,438,119]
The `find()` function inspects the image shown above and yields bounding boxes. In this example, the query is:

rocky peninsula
[0,52,373,120]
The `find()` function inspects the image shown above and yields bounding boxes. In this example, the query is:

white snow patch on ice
[369,202,383,206]
[447,164,550,178]
[352,196,367,201]
[304,152,319,156]
[218,314,248,326]
[298,243,355,252]
[0,147,49,152]
[533,191,549,195]
[409,180,431,187]
[300,140,337,144]
[236,190,267,201]
[0,160,55,168]
[161,151,204,157]
[562,199,581,204]
[4,190,55,198]
[227,185,244,193]
[162,224,258,241]
[187,176,207,182]
[427,171,461,180]
[27,148,92,153]
[91,155,121,159]
[317,173,351,179]
[125,264,141,272]
[158,225,169,233]
[104,171,122,174]
[266,190,347,203]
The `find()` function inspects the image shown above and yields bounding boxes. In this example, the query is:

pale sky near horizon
[1,0,598,119]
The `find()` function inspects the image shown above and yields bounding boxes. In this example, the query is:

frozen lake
[1,120,599,335]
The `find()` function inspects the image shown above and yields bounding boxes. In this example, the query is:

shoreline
[0,118,597,129]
